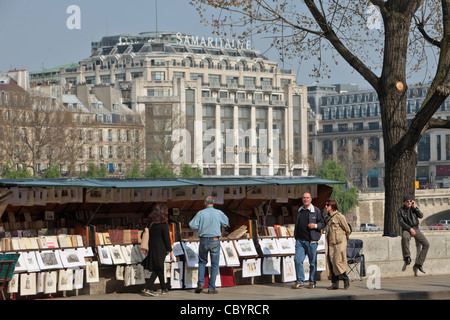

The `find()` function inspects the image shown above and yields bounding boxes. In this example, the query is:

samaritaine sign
[176,32,252,50]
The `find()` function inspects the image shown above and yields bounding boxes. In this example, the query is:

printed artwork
[242,258,261,278]
[36,250,63,270]
[86,261,99,283]
[44,271,57,294]
[20,273,37,296]
[234,239,257,257]
[170,261,183,289]
[259,238,280,255]
[182,242,199,268]
[262,257,281,275]
[282,256,296,282]
[220,241,240,266]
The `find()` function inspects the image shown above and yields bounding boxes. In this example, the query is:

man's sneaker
[208,289,218,294]
[161,289,170,295]
[404,256,411,265]
[143,289,159,297]
[307,283,316,289]
[291,282,304,289]
[194,285,203,293]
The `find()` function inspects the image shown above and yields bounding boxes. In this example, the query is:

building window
[261,78,272,86]
[418,134,430,161]
[209,74,220,84]
[151,71,165,81]
[147,89,170,96]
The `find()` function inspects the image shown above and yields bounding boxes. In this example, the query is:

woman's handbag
[140,227,150,255]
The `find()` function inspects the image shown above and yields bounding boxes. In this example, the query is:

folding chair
[346,239,364,281]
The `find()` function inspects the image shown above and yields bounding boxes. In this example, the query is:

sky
[0,0,389,89]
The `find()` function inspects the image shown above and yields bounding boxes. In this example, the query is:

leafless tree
[190,0,450,233]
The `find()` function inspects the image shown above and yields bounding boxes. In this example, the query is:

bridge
[347,188,450,231]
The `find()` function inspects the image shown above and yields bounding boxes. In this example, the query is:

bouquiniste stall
[0,176,343,298]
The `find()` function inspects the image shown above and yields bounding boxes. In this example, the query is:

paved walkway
[56,274,450,301]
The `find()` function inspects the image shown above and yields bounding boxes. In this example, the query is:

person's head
[403,195,413,208]
[302,192,312,208]
[325,199,338,212]
[204,195,214,207]
[148,202,169,224]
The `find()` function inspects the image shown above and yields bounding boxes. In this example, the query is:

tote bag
[140,227,150,255]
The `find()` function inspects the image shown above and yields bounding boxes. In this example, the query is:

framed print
[23,251,41,272]
[116,265,124,280]
[60,249,86,268]
[74,269,84,290]
[37,272,45,293]
[242,258,261,278]
[121,245,133,264]
[8,274,19,293]
[258,238,280,255]
[97,246,113,265]
[130,244,145,264]
[184,267,198,289]
[44,271,58,294]
[170,261,183,289]
[220,241,240,267]
[36,250,63,270]
[172,242,184,256]
[282,256,296,283]
[44,210,54,221]
[86,261,99,283]
[317,234,326,252]
[262,257,281,275]
[78,246,94,258]
[124,265,132,287]
[109,245,126,264]
[276,237,296,255]
[14,252,29,272]
[132,264,146,285]
[58,269,73,291]
[234,239,258,257]
[20,273,37,296]
[182,242,199,268]
[317,253,326,271]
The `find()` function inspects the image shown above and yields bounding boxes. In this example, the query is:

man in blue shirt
[189,195,229,294]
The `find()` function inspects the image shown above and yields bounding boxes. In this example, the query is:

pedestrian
[189,195,229,294]
[397,195,429,275]
[292,192,324,289]
[142,203,175,296]
[324,199,351,290]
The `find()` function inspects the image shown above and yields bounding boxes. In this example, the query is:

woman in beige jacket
[324,199,351,290]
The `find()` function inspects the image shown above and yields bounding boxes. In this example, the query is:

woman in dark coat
[142,203,175,296]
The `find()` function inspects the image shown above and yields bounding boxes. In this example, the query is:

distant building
[60,31,310,176]
[308,84,450,188]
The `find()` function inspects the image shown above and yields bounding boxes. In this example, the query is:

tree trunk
[379,7,417,235]
[383,147,417,235]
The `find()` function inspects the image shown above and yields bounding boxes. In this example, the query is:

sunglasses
[325,204,330,206]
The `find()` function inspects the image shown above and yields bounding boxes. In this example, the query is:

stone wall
[347,189,450,230]
[352,232,450,278]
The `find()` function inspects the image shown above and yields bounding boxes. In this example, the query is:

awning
[0,176,345,189]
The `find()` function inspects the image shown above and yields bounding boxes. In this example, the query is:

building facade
[60,31,310,176]
[308,84,450,188]
[1,67,145,177]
